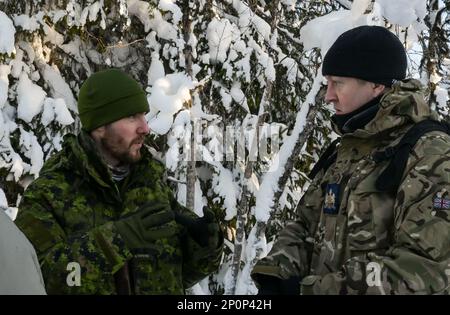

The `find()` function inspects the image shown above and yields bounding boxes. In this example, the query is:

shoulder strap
[308,138,341,180]
[374,119,450,193]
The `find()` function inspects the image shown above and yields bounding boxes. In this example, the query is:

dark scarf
[331,95,382,134]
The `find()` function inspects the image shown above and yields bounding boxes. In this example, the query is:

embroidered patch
[433,195,450,210]
[323,183,340,215]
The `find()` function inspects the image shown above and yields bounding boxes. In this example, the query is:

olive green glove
[114,202,178,250]
[174,207,221,248]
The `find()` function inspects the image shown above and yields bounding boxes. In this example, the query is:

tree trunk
[183,0,196,211]
[226,1,279,295]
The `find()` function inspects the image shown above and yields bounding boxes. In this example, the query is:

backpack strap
[374,119,450,193]
[308,138,341,180]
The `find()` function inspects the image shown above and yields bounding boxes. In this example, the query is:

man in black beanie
[16,69,224,294]
[252,25,450,295]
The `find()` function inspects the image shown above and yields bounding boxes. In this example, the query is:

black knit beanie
[322,26,407,87]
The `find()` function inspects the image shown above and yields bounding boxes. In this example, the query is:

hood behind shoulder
[352,79,439,138]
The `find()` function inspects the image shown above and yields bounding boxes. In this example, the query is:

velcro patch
[323,183,340,215]
[433,195,450,210]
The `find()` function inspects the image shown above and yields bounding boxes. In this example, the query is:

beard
[100,128,145,164]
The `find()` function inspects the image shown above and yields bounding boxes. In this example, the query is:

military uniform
[252,79,450,294]
[16,131,223,294]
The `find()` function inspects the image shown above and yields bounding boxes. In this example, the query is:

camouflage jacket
[252,79,450,294]
[16,131,223,294]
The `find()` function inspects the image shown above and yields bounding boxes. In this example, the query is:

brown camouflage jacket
[252,79,450,294]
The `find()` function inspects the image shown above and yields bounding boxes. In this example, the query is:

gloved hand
[114,202,178,250]
[256,274,301,295]
[174,207,220,248]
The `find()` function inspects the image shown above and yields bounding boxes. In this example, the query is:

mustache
[130,136,145,146]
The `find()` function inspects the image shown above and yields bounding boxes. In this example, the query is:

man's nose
[325,84,337,103]
[137,116,150,135]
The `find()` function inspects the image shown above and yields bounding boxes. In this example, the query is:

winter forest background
[0,0,449,294]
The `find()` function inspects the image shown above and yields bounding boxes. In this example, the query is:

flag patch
[433,195,450,210]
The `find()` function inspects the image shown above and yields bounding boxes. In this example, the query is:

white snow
[127,0,151,31]
[0,188,18,221]
[80,0,105,28]
[4,207,18,221]
[201,145,239,221]
[254,74,322,222]
[41,64,77,112]
[213,166,239,221]
[16,73,46,123]
[51,10,67,24]
[0,188,8,209]
[233,0,271,42]
[147,73,195,134]
[148,112,174,135]
[0,11,16,55]
[19,127,44,178]
[10,153,25,182]
[207,18,239,63]
[351,0,372,17]
[230,82,250,113]
[280,0,296,11]
[300,10,360,53]
[54,98,75,125]
[376,0,427,27]
[42,24,64,46]
[159,0,182,25]
[235,225,266,294]
[219,87,232,111]
[435,86,449,114]
[128,0,179,42]
[41,98,55,127]
[194,178,206,216]
[13,14,41,32]
[0,64,10,109]
[280,55,299,84]
[299,0,375,53]
[59,37,92,76]
[190,93,219,121]
[9,48,26,78]
[147,53,165,86]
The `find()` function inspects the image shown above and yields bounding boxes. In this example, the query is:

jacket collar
[63,130,152,191]
[331,95,381,134]
[332,79,439,139]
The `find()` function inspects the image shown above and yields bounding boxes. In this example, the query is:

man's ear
[90,126,106,141]
[372,83,386,97]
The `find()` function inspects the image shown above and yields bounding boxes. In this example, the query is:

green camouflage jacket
[252,79,450,294]
[16,131,223,294]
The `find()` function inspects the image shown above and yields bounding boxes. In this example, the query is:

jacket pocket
[129,241,184,294]
[347,166,395,251]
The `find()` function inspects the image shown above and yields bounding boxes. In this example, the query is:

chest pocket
[346,160,395,252]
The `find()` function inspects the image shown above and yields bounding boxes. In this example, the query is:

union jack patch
[433,196,450,210]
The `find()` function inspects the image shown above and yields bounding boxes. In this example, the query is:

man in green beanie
[16,69,224,294]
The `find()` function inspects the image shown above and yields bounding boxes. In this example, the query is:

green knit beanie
[78,69,150,131]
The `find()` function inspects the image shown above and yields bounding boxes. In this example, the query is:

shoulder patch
[433,194,450,210]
